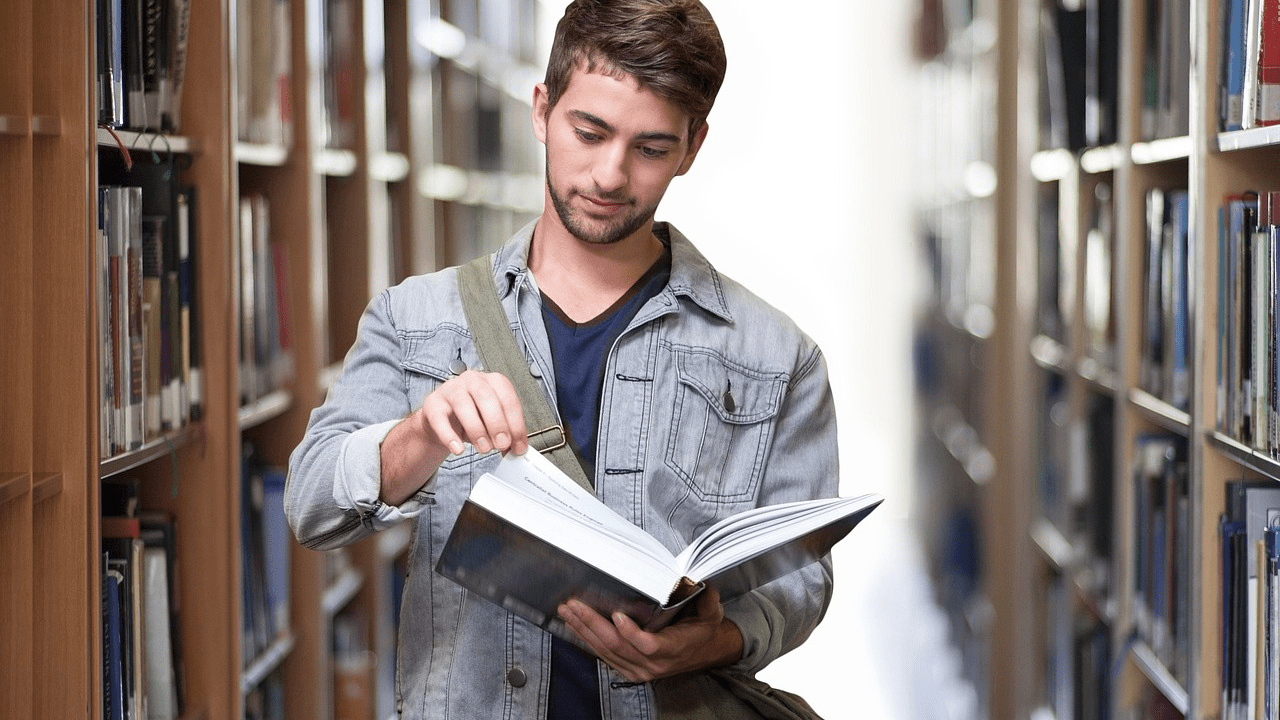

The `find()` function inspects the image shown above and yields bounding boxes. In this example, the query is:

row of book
[96,163,202,459]
[97,0,191,133]
[233,0,363,150]
[237,194,295,407]
[1219,0,1280,132]
[101,478,185,720]
[1140,188,1191,412]
[1216,190,1280,453]
[235,0,291,146]
[1130,433,1191,689]
[1220,479,1280,720]
[241,447,291,666]
[1140,0,1192,141]
[1038,0,1120,152]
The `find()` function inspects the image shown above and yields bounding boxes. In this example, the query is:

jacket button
[528,361,542,378]
[506,667,527,688]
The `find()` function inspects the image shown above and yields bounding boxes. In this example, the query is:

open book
[435,448,883,638]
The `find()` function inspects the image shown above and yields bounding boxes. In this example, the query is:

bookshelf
[917,0,1280,716]
[1,0,545,718]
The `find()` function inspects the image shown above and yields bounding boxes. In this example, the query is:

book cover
[436,450,882,642]
[103,565,126,720]
[1224,0,1248,130]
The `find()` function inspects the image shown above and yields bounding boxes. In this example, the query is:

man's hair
[543,0,727,136]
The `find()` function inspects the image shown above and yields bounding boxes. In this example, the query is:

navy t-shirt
[540,248,670,720]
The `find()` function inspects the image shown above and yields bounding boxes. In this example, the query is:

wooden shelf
[235,141,290,167]
[1127,639,1189,714]
[238,389,293,430]
[95,127,200,154]
[99,423,204,479]
[0,473,31,505]
[322,566,364,617]
[241,631,296,695]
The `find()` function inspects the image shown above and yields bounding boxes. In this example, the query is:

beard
[546,165,657,246]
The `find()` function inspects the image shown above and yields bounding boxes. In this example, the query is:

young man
[286,1,840,717]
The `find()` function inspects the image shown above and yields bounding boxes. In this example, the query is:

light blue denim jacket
[285,221,840,719]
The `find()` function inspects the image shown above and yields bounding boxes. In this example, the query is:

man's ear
[532,83,550,144]
[676,122,709,176]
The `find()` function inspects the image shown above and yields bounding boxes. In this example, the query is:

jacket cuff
[334,419,429,527]
[721,594,777,675]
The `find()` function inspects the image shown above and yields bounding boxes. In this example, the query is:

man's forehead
[559,67,691,139]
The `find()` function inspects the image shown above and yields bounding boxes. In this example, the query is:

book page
[471,451,680,601]
[674,494,883,580]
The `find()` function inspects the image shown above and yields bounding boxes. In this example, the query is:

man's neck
[528,218,666,323]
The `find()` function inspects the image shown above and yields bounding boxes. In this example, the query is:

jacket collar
[490,219,734,323]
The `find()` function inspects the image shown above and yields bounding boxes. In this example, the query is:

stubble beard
[546,166,656,246]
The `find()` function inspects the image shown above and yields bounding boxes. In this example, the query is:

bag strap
[457,255,594,492]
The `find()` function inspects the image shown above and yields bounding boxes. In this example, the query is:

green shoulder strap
[456,255,594,492]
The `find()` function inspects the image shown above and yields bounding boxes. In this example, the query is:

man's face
[533,67,706,246]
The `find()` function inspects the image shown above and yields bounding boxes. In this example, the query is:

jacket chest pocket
[663,349,785,502]
[400,325,486,473]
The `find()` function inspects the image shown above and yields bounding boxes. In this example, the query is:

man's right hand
[379,370,528,505]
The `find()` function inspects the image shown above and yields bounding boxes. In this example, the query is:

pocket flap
[674,351,784,424]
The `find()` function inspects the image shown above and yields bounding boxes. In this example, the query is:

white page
[470,450,680,601]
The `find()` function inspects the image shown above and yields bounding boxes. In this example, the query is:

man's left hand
[557,586,744,682]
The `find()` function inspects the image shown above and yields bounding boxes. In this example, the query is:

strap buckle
[527,425,567,453]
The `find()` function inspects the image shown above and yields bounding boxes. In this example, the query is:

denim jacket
[285,221,840,719]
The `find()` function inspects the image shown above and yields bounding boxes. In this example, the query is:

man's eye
[575,129,602,143]
[639,146,669,159]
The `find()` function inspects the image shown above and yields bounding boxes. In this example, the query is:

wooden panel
[0,476,33,720]
[167,0,239,714]
[30,0,92,714]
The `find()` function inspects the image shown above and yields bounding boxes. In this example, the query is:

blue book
[1224,0,1248,131]
[103,568,125,720]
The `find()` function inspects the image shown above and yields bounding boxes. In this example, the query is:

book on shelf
[98,163,201,458]
[101,0,189,132]
[102,507,186,720]
[1083,181,1116,367]
[240,447,292,665]
[1221,480,1280,720]
[98,0,126,128]
[102,555,126,720]
[1220,0,1280,130]
[435,448,883,642]
[235,0,291,145]
[1222,0,1248,131]
[1140,0,1190,140]
[1139,188,1190,411]
[1216,190,1280,453]
[1084,0,1120,147]
[236,194,295,407]
[1131,433,1189,687]
[322,0,357,149]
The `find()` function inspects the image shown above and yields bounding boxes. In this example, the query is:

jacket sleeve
[720,344,840,675]
[285,289,433,550]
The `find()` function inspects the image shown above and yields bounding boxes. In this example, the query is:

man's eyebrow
[568,110,682,144]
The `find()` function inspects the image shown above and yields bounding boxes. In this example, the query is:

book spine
[1259,0,1280,125]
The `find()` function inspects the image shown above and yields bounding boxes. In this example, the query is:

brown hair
[543,0,727,136]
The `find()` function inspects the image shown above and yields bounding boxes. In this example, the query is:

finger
[561,602,641,670]
[611,610,661,656]
[437,381,494,453]
[418,394,468,456]
[479,373,528,453]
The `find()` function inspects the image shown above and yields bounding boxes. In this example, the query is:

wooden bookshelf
[0,0,546,717]
[919,0,1280,716]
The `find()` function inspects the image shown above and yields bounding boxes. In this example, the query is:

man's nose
[592,142,629,194]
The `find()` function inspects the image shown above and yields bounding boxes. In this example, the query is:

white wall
[538,2,922,716]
